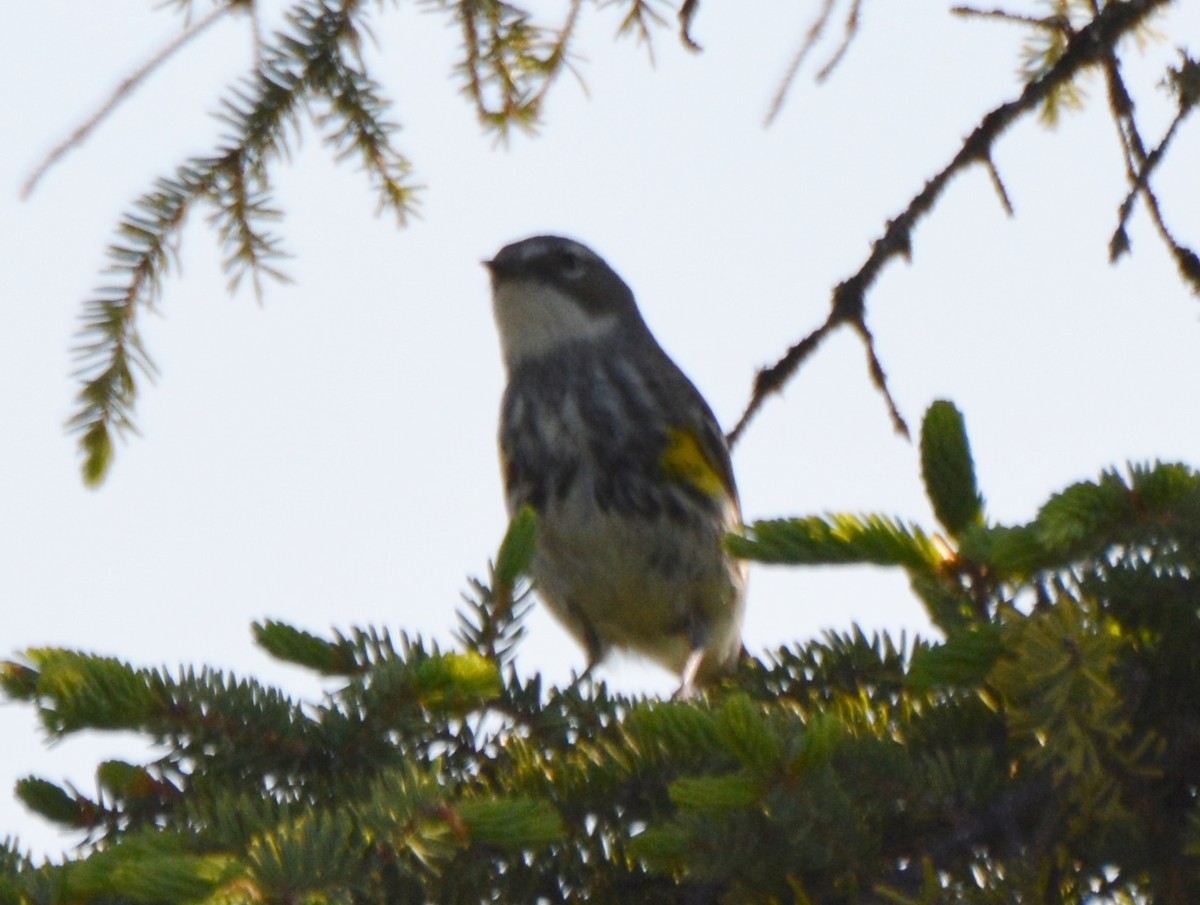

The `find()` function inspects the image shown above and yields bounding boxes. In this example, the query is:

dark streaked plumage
[486,235,746,693]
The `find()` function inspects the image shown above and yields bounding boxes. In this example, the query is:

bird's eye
[558,249,586,279]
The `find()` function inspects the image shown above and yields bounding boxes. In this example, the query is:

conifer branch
[49,0,685,484]
[730,513,940,573]
[67,0,418,484]
[456,1,559,136]
[609,0,668,64]
[454,0,615,139]
[6,449,1200,902]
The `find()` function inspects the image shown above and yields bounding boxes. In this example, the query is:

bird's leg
[673,647,705,700]
[564,603,605,693]
[672,607,713,700]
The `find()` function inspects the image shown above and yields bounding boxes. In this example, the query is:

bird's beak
[482,257,506,286]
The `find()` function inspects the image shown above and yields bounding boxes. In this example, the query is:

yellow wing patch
[661,427,728,499]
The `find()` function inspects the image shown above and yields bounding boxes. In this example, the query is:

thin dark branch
[764,0,836,126]
[679,0,702,52]
[814,0,861,82]
[1110,107,1190,260]
[765,0,862,126]
[20,3,232,199]
[853,317,909,437]
[984,154,1015,216]
[731,0,1174,448]
[1095,38,1199,292]
[728,320,835,446]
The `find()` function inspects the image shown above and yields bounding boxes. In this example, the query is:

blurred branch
[20,2,236,199]
[678,0,702,51]
[456,0,587,138]
[765,0,862,126]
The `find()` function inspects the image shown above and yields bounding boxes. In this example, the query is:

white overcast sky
[2,1,1198,857]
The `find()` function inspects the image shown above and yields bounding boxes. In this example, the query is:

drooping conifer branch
[68,0,418,485]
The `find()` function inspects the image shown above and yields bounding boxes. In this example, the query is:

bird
[484,235,746,695]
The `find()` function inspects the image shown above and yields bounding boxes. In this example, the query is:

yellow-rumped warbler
[485,235,746,694]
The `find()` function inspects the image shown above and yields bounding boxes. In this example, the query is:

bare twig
[1093,33,1199,292]
[984,155,1014,216]
[765,0,862,126]
[1109,107,1190,260]
[21,2,232,199]
[731,0,1174,448]
[727,321,836,446]
[679,0,702,52]
[951,5,1066,29]
[854,316,909,437]
[815,0,862,82]
[764,0,836,126]
[458,0,586,136]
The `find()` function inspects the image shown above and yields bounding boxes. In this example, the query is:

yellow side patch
[661,427,727,499]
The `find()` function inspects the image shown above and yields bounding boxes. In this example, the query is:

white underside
[525,482,747,680]
[492,280,618,366]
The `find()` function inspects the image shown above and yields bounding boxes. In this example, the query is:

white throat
[492,279,618,367]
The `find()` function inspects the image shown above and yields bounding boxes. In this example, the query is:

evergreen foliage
[5,402,1200,902]
[14,2,1200,901]
[36,0,1193,483]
